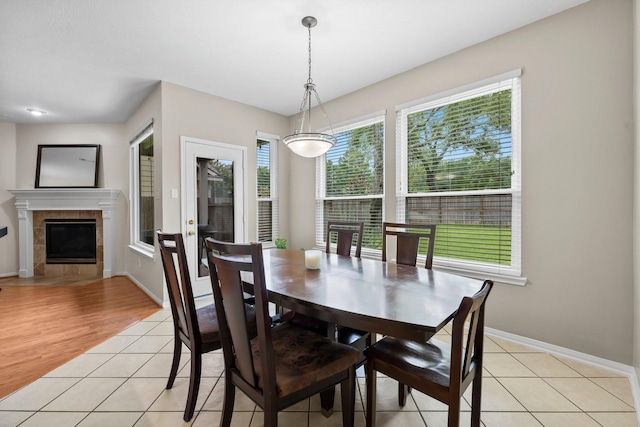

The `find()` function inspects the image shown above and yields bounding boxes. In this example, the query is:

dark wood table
[242,249,486,414]
[256,249,485,341]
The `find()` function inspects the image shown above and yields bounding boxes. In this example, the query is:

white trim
[434,264,526,286]
[0,272,19,278]
[319,109,387,134]
[486,327,640,423]
[128,243,155,260]
[129,120,154,145]
[395,68,522,112]
[125,272,163,306]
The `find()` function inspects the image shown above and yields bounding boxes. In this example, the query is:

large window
[257,133,278,243]
[316,113,385,254]
[397,71,522,281]
[129,122,155,256]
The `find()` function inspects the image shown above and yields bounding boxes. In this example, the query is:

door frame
[180,136,248,295]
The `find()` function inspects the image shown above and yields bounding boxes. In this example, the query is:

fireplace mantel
[9,188,121,278]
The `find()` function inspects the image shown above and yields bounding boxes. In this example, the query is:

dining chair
[157,231,256,422]
[206,238,360,427]
[382,222,436,269]
[364,280,493,427]
[325,221,364,258]
[324,221,370,360]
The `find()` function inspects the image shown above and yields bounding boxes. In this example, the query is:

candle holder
[304,250,322,270]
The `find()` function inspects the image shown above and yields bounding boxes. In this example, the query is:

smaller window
[129,123,155,256]
[257,133,278,243]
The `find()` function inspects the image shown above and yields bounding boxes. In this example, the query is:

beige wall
[633,0,640,377]
[289,0,634,363]
[0,122,18,276]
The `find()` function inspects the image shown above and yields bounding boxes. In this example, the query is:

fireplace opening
[45,219,97,264]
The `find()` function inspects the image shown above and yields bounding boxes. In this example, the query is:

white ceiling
[0,0,589,124]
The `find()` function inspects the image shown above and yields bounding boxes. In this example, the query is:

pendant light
[283,16,337,158]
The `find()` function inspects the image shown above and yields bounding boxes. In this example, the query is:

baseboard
[124,273,164,307]
[486,327,640,423]
[0,272,18,278]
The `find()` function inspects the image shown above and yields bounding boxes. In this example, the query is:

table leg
[320,387,335,416]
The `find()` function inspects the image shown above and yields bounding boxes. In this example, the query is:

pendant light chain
[307,24,313,85]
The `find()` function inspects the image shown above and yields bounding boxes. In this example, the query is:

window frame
[316,111,386,257]
[396,70,525,285]
[256,132,279,246]
[128,121,155,258]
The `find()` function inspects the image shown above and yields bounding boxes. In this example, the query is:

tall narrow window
[129,122,155,255]
[257,133,278,243]
[397,71,522,281]
[316,113,385,254]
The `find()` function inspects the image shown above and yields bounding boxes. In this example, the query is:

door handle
[188,230,195,236]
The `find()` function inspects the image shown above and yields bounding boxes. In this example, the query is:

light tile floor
[0,297,637,427]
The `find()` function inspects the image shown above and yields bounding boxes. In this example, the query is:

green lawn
[432,224,511,264]
[363,223,511,265]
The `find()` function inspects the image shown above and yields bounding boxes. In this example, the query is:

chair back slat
[206,240,276,393]
[213,257,257,385]
[382,222,436,269]
[326,221,364,258]
[157,232,198,345]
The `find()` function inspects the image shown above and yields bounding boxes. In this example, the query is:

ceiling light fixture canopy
[283,16,337,158]
[27,108,46,116]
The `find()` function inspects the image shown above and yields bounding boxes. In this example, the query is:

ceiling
[0,0,589,124]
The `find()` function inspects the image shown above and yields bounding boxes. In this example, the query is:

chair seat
[197,304,256,348]
[365,336,452,389]
[249,322,361,397]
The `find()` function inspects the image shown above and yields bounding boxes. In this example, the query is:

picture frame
[35,144,101,188]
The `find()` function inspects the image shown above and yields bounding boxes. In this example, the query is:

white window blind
[397,73,522,280]
[316,114,385,253]
[257,134,278,243]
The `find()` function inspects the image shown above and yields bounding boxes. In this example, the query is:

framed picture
[35,144,101,188]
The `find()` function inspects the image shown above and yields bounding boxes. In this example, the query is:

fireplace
[45,219,97,264]
[9,188,121,278]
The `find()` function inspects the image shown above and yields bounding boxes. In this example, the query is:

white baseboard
[124,272,164,307]
[486,327,640,424]
[0,271,18,278]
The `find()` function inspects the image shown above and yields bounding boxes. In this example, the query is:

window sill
[433,264,527,286]
[128,244,155,260]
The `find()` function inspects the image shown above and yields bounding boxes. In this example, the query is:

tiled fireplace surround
[9,189,120,279]
[32,210,103,277]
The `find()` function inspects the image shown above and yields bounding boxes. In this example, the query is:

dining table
[241,248,486,413]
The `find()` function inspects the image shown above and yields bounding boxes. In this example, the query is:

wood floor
[0,275,161,399]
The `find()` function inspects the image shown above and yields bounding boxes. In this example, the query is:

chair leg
[397,382,411,406]
[341,367,356,427]
[183,352,202,421]
[470,376,483,427]
[220,375,236,427]
[365,361,376,427]
[264,405,278,427]
[447,398,461,427]
[166,337,181,389]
